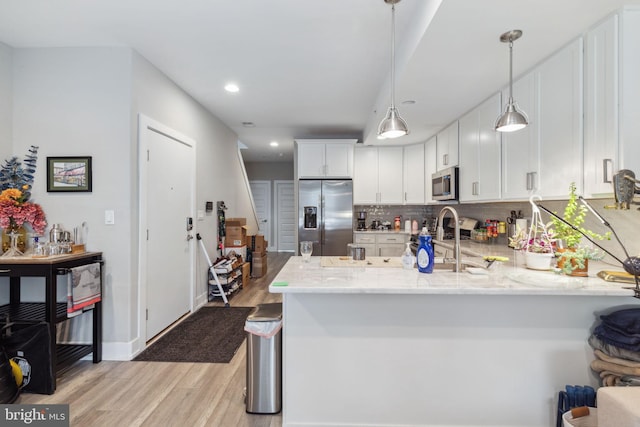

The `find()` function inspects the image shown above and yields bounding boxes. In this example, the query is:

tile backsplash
[355,198,640,262]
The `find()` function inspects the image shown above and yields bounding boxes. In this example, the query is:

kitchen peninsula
[270,256,639,427]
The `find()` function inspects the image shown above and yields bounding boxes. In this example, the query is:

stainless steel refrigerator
[298,180,353,256]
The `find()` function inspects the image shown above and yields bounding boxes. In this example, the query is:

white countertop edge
[269,284,634,297]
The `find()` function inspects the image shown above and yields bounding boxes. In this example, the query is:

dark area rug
[134,306,254,363]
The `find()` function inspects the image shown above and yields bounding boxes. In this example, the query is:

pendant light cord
[508,39,514,104]
[390,3,396,109]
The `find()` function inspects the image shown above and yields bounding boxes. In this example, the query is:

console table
[0,252,103,392]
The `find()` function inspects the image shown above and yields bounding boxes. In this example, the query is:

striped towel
[67,262,102,315]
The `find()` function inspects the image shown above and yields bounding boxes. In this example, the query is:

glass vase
[1,226,26,257]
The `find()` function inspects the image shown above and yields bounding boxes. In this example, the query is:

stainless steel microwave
[432,167,458,201]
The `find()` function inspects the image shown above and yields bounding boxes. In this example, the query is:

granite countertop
[269,255,635,297]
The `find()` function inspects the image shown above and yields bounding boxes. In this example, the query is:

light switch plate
[105,210,115,225]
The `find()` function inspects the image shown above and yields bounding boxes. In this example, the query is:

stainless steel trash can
[245,302,282,414]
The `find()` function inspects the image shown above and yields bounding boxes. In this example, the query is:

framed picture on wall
[46,156,92,192]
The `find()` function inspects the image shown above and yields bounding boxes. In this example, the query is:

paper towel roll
[405,220,411,232]
[515,218,528,232]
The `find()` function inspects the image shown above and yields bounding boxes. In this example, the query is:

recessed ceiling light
[242,122,255,127]
[224,83,239,93]
[270,141,279,147]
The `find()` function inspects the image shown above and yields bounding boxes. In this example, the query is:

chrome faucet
[436,206,461,272]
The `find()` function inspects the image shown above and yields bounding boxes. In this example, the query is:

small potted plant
[548,182,610,276]
[555,245,605,276]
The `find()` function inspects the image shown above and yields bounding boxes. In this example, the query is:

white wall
[131,51,257,319]
[0,42,11,161]
[1,46,257,359]
[11,47,134,350]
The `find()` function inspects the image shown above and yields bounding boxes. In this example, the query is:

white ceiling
[0,0,636,162]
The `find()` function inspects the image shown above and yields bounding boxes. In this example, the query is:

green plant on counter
[555,246,605,275]
[547,182,611,275]
[548,182,610,248]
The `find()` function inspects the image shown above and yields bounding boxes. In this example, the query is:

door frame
[137,114,196,347]
[249,180,272,250]
[274,180,295,252]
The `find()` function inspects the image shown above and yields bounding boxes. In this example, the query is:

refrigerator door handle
[320,194,325,246]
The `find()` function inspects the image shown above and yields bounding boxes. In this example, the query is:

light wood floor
[19,252,292,427]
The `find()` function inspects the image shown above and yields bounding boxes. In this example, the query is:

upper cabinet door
[424,136,437,203]
[403,143,425,204]
[436,121,459,170]
[377,146,404,204]
[353,146,379,204]
[459,93,502,202]
[537,37,584,198]
[501,70,539,200]
[297,143,325,178]
[296,139,355,178]
[325,143,354,178]
[584,14,618,198]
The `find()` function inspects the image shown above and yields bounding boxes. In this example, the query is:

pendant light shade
[495,30,528,133]
[377,0,409,140]
[378,107,409,139]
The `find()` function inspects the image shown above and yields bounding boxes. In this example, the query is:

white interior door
[275,180,295,252]
[139,115,195,341]
[249,181,271,247]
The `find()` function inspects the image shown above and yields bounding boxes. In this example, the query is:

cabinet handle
[526,172,537,191]
[472,181,479,196]
[0,269,10,273]
[378,248,382,256]
[443,153,449,166]
[530,172,537,191]
[603,159,613,184]
[404,192,407,202]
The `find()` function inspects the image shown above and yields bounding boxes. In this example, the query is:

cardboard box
[225,218,247,247]
[225,218,247,226]
[251,252,268,278]
[249,235,267,254]
[241,262,251,287]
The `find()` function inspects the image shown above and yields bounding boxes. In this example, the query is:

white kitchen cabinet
[353,146,403,204]
[436,121,459,171]
[619,8,640,174]
[377,233,407,257]
[377,147,404,204]
[354,232,409,257]
[353,146,380,204]
[501,38,583,200]
[424,136,437,203]
[403,143,425,204]
[584,8,640,186]
[352,233,376,254]
[459,93,502,202]
[296,139,355,178]
[501,70,539,200]
[537,37,584,198]
[584,14,618,198]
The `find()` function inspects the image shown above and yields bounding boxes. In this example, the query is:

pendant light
[377,0,409,139]
[495,29,528,132]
